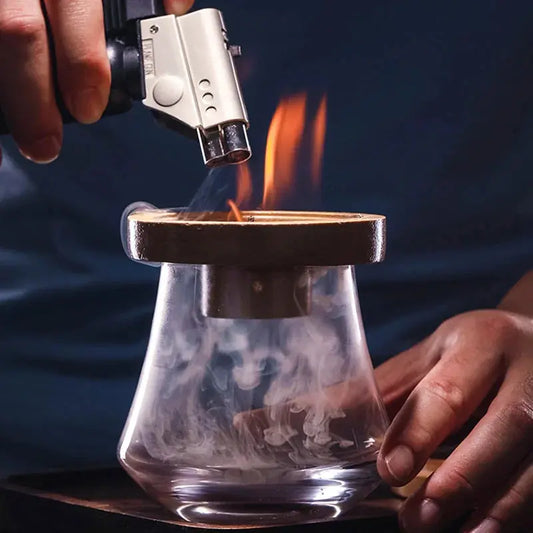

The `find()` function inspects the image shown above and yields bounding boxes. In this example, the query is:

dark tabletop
[0,467,402,532]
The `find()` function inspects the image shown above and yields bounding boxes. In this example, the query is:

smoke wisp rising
[126,264,387,473]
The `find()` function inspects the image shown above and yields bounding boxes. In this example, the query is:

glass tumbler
[118,207,389,527]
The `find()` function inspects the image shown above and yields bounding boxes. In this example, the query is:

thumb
[375,339,438,418]
[164,0,195,15]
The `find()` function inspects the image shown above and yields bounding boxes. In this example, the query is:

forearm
[497,270,533,318]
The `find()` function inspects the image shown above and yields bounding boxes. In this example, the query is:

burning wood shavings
[227,199,244,221]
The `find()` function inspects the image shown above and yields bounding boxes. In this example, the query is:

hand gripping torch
[0,0,251,167]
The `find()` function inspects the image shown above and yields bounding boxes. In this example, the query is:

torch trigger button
[153,76,184,107]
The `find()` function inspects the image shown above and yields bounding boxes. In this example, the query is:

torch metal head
[198,122,251,168]
[139,9,251,167]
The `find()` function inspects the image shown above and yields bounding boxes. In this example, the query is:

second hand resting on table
[376,271,533,532]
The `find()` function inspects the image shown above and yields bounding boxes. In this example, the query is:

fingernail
[464,518,501,533]
[385,444,415,483]
[71,87,107,124]
[20,135,61,164]
[401,498,441,532]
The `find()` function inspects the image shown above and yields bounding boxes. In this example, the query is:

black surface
[0,468,402,532]
[103,0,165,33]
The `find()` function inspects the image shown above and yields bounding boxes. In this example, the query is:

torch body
[0,0,251,168]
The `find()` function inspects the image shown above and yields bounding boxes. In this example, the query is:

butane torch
[0,0,251,168]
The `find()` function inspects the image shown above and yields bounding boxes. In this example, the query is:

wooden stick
[227,199,244,222]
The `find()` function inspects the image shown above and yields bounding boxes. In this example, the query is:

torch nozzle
[199,122,251,168]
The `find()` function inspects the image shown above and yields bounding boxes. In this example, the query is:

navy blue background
[0,0,531,475]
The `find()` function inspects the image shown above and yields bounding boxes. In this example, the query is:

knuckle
[502,484,528,515]
[447,348,475,369]
[489,313,518,341]
[435,315,459,336]
[0,13,46,44]
[423,378,467,422]
[477,311,519,344]
[438,310,520,347]
[486,485,529,525]
[498,400,533,437]
[406,421,434,452]
[62,52,110,86]
[430,467,476,501]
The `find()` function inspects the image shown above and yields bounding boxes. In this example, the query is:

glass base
[126,462,381,527]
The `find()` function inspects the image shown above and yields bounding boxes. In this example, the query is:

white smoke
[129,264,387,473]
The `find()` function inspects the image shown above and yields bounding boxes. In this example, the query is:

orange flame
[311,95,327,192]
[262,93,308,209]
[227,199,244,221]
[235,162,252,207]
[227,92,327,214]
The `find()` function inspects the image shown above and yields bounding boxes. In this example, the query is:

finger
[0,0,62,163]
[461,454,533,533]
[164,0,195,15]
[375,338,438,419]
[497,270,533,319]
[400,367,533,532]
[377,341,502,486]
[44,0,110,124]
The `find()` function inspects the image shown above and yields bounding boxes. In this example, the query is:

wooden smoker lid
[126,209,386,267]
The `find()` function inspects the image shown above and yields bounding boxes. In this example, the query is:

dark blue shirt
[0,0,531,475]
